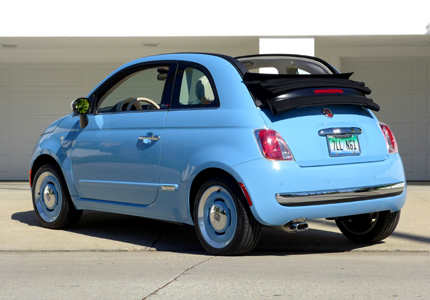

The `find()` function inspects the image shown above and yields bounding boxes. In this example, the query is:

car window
[97,66,170,113]
[172,66,218,108]
[238,56,332,75]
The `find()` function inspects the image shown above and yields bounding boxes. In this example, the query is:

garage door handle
[139,135,160,141]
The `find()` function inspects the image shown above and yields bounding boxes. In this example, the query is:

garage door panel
[0,93,11,116]
[0,152,31,180]
[425,124,430,145]
[353,66,415,85]
[21,67,82,88]
[90,67,118,87]
[0,62,120,180]
[400,154,414,176]
[15,153,32,179]
[20,120,54,145]
[397,152,430,181]
[427,65,430,85]
[343,58,430,180]
[387,122,414,144]
[427,94,430,113]
[0,154,11,176]
[412,153,430,181]
[0,123,11,144]
[373,92,415,115]
[378,118,429,149]
[0,120,43,149]
[427,155,430,177]
[20,92,79,117]
[0,67,10,86]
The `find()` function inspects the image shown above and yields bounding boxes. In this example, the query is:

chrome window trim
[275,182,405,207]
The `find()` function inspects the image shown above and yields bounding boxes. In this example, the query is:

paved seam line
[141,256,215,300]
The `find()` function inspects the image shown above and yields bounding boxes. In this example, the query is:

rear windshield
[236,55,377,115]
[237,55,334,75]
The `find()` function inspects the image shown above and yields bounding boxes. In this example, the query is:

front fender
[30,115,80,197]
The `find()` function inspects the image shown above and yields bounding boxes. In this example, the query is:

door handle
[139,135,160,141]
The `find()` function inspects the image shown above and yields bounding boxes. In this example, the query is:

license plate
[327,134,361,156]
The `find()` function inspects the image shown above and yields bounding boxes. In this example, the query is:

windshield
[237,55,334,75]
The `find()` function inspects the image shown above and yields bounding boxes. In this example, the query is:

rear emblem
[322,108,333,118]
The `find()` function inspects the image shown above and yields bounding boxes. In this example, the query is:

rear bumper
[228,153,407,226]
[276,182,405,207]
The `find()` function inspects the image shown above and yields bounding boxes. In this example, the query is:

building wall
[2,36,430,180]
[0,39,258,180]
[316,36,430,180]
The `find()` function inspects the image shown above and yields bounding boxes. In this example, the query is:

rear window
[237,55,333,75]
[237,55,377,115]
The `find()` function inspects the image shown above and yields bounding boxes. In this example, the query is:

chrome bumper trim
[275,182,405,207]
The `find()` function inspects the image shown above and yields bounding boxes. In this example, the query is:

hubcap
[197,185,238,249]
[33,170,62,223]
[209,200,229,233]
[43,183,57,210]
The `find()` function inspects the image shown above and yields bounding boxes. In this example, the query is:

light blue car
[29,53,406,255]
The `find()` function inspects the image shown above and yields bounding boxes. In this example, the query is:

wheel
[193,177,261,255]
[32,164,82,229]
[335,210,401,243]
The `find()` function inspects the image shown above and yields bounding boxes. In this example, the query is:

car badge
[322,108,333,118]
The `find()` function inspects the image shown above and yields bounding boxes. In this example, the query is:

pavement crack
[141,256,215,299]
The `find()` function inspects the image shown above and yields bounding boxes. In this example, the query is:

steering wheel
[125,99,143,111]
[137,97,160,110]
[116,97,142,111]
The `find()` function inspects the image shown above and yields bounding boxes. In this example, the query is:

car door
[71,63,175,206]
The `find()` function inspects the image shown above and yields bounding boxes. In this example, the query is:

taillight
[314,89,344,94]
[257,129,294,161]
[379,123,398,154]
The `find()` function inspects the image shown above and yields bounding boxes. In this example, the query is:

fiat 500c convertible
[30,53,406,255]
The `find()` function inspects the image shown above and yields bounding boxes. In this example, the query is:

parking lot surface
[1,182,429,299]
[1,182,428,253]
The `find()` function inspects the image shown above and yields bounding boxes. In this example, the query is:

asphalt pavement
[1,182,429,299]
[1,181,429,254]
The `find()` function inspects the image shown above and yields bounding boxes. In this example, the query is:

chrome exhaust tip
[282,218,308,233]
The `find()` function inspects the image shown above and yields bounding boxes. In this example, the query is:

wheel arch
[189,167,246,225]
[30,154,62,187]
[30,154,77,202]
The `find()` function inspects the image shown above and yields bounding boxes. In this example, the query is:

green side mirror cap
[71,98,90,114]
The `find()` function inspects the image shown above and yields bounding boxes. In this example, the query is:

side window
[97,65,170,113]
[173,66,218,108]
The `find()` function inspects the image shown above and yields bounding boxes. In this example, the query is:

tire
[32,164,82,229]
[193,177,261,256]
[335,210,401,243]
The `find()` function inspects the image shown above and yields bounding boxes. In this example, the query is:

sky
[1,0,429,36]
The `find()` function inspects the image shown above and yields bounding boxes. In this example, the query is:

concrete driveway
[1,182,429,254]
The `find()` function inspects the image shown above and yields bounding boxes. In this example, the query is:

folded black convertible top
[243,72,379,114]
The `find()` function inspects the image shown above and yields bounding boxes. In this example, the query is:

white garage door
[342,57,430,181]
[0,62,121,180]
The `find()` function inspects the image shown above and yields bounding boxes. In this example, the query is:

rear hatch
[259,104,388,167]
[237,54,387,167]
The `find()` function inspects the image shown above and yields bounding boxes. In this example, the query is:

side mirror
[71,98,90,114]
[71,98,90,128]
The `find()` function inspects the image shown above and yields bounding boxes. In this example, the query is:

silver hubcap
[43,183,57,210]
[33,170,63,223]
[209,201,229,233]
[197,185,238,249]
